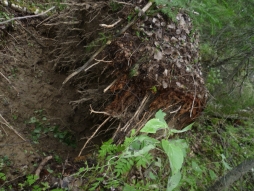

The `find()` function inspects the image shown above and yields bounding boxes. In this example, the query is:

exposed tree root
[78,116,111,156]
[35,156,53,177]
[0,6,55,25]
[62,1,153,85]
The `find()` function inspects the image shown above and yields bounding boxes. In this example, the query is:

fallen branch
[62,1,153,85]
[0,6,55,25]
[0,114,26,141]
[78,116,111,156]
[35,156,53,177]
[206,158,254,191]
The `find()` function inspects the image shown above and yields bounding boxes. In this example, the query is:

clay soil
[0,21,98,183]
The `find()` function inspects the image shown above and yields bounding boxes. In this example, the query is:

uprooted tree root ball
[41,0,207,152]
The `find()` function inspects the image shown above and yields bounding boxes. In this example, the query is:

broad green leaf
[192,161,202,172]
[122,145,155,158]
[170,123,193,134]
[221,154,232,170]
[123,184,137,191]
[28,117,37,124]
[162,139,185,175]
[33,127,41,134]
[134,135,159,145]
[130,140,142,151]
[223,161,232,170]
[155,109,166,122]
[154,157,162,168]
[167,171,182,191]
[0,173,6,181]
[141,118,168,134]
[209,170,217,180]
[130,144,155,157]
[149,171,157,180]
[78,167,85,173]
[172,139,188,157]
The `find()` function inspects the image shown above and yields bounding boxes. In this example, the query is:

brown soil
[0,23,95,181]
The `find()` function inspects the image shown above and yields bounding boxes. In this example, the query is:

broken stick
[35,156,53,177]
[0,114,26,141]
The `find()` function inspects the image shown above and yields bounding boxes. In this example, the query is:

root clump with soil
[41,0,207,149]
[0,0,208,189]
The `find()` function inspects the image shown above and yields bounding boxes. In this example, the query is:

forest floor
[1,1,254,190]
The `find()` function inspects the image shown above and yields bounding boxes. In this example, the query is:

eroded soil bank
[0,21,99,184]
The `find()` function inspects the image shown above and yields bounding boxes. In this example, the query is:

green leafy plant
[0,172,6,181]
[0,155,11,169]
[27,111,76,146]
[18,175,39,190]
[109,0,122,12]
[78,110,192,190]
[17,174,54,191]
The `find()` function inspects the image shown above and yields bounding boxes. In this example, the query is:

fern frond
[135,153,153,168]
[114,158,134,177]
[99,139,120,158]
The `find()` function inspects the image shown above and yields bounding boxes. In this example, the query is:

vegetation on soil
[27,110,76,147]
[0,0,254,190]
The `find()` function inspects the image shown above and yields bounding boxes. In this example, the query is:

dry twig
[0,124,8,136]
[99,18,122,28]
[90,105,111,116]
[78,117,111,156]
[0,6,55,25]
[0,114,26,141]
[84,57,112,72]
[103,79,117,93]
[190,75,197,117]
[35,156,53,177]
